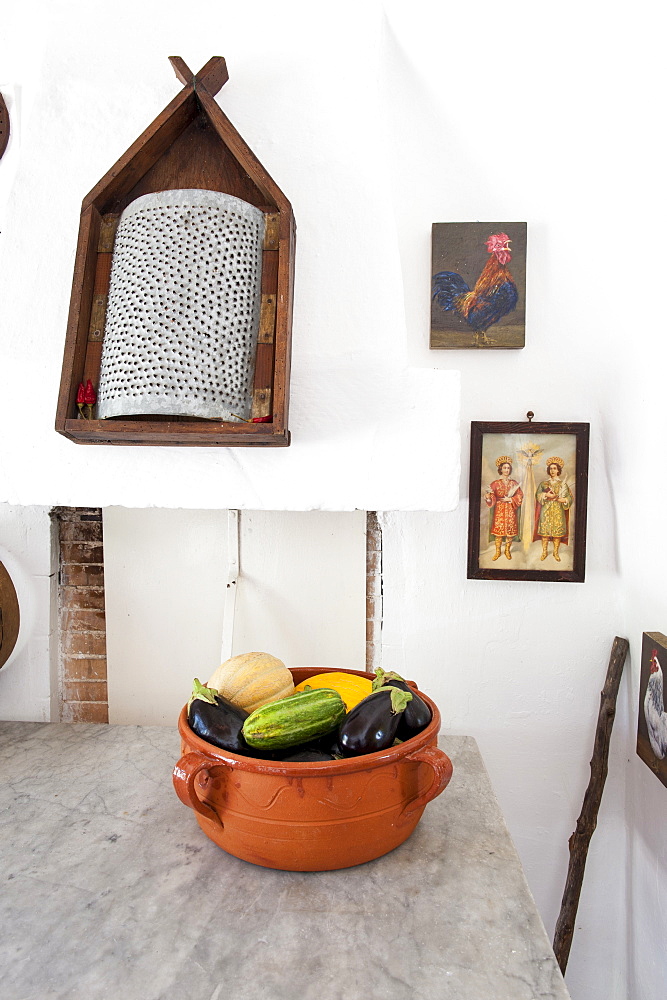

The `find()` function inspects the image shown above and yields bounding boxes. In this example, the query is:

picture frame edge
[467,420,590,583]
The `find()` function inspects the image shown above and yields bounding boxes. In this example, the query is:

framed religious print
[636,632,667,788]
[467,420,589,582]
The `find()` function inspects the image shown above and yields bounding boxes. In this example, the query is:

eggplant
[187,678,254,755]
[374,670,432,739]
[338,686,413,757]
[276,729,344,760]
[299,730,344,759]
[312,729,345,757]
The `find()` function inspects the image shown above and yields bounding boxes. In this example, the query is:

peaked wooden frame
[56,57,295,447]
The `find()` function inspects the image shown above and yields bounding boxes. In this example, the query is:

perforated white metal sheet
[97,189,265,421]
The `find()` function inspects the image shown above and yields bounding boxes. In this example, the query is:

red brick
[59,564,105,587]
[62,656,107,681]
[63,632,107,657]
[62,702,109,724]
[54,508,108,723]
[365,641,381,673]
[366,549,382,573]
[366,592,382,615]
[62,680,108,703]
[60,587,105,610]
[60,542,104,564]
[60,606,106,632]
[58,521,103,543]
[52,507,102,522]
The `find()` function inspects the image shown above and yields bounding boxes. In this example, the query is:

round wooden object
[0,561,20,668]
[0,94,9,161]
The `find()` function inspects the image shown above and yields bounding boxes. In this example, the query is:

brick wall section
[51,507,108,723]
[365,511,383,673]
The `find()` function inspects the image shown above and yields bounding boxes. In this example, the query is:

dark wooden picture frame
[636,631,667,787]
[467,421,589,582]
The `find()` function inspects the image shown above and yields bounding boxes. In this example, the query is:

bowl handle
[173,751,224,828]
[396,744,453,827]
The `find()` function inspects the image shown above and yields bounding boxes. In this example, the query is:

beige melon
[206,651,294,713]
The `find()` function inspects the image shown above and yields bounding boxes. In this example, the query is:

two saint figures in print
[468,422,589,582]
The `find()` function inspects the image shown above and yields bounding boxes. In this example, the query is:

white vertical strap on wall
[220,509,239,664]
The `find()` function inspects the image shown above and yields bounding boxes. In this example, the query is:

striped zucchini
[242,687,346,750]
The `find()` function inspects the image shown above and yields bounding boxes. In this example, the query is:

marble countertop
[0,722,570,1000]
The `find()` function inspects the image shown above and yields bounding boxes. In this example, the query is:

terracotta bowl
[173,667,453,871]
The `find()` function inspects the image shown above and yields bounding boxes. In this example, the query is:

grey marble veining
[0,723,570,1000]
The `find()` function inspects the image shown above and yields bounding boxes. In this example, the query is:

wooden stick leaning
[552,635,630,974]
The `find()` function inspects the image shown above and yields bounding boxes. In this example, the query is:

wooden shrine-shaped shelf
[55,56,295,447]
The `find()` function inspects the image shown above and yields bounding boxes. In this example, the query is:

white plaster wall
[598,301,667,1000]
[103,508,366,726]
[0,1,458,512]
[373,6,664,998]
[230,510,367,668]
[103,508,229,726]
[0,505,53,722]
[381,509,628,998]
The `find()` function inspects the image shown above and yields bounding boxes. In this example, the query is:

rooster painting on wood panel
[637,632,667,788]
[430,222,526,350]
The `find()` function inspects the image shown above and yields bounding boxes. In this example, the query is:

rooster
[644,649,667,759]
[432,232,518,345]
